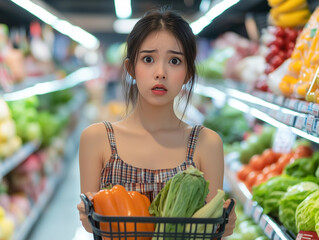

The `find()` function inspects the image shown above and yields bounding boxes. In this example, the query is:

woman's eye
[143,56,153,63]
[170,58,181,65]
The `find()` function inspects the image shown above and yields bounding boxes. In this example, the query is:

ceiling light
[114,0,132,19]
[10,0,100,50]
[113,18,139,34]
[191,0,240,34]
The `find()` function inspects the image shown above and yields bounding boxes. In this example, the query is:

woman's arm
[79,124,105,193]
[198,127,224,202]
[198,127,236,237]
[77,123,106,232]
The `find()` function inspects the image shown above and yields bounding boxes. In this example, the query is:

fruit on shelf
[0,206,14,240]
[262,26,299,75]
[268,0,311,28]
[0,98,22,159]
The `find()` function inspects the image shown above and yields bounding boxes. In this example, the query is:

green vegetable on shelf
[296,189,319,236]
[279,181,319,235]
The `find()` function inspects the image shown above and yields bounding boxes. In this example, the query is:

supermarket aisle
[27,152,93,240]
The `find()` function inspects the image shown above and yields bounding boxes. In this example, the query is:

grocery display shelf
[194,80,319,144]
[0,140,40,180]
[13,93,90,240]
[224,155,295,240]
[14,171,62,240]
[2,66,101,101]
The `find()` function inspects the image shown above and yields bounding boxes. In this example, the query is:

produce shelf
[0,141,40,180]
[13,171,61,240]
[13,89,90,240]
[194,80,319,144]
[2,66,101,101]
[224,155,295,240]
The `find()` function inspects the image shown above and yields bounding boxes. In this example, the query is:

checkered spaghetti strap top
[100,121,203,201]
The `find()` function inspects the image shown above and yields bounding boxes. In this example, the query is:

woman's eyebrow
[168,50,184,55]
[139,49,156,53]
[139,49,184,55]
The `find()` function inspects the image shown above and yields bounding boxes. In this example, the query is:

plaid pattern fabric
[100,121,203,201]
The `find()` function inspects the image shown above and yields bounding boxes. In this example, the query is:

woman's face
[134,30,188,107]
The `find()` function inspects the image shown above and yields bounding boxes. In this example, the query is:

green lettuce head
[279,182,319,234]
[296,189,319,235]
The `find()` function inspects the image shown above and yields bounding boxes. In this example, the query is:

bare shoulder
[197,126,224,150]
[80,122,109,150]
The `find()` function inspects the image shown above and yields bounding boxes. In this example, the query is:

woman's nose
[155,64,166,80]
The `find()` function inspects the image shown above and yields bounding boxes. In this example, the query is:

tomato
[277,153,293,169]
[293,145,313,159]
[245,171,259,189]
[262,165,272,175]
[264,171,278,181]
[269,162,282,175]
[254,173,267,187]
[249,154,266,171]
[237,165,253,181]
[262,149,277,165]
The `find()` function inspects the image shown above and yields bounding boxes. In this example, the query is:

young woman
[77,8,236,237]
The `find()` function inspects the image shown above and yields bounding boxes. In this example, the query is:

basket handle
[80,193,94,216]
[224,198,235,223]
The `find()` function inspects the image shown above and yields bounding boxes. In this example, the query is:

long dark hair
[123,7,197,117]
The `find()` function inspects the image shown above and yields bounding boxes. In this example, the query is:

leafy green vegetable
[252,175,302,216]
[149,167,209,240]
[279,182,319,234]
[284,151,319,181]
[296,189,319,236]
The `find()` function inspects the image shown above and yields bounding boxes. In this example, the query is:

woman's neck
[126,99,183,132]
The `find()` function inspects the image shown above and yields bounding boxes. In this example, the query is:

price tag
[264,222,274,239]
[253,205,263,223]
[272,127,297,153]
[273,232,281,240]
[258,214,267,229]
[306,115,315,133]
[244,199,254,216]
[296,231,319,240]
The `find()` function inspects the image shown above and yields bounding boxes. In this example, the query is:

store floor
[27,152,93,240]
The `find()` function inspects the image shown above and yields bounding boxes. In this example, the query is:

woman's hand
[77,192,95,233]
[222,198,237,237]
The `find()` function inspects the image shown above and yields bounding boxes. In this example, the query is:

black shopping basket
[81,194,234,240]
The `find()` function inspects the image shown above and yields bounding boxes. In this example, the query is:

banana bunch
[268,0,311,27]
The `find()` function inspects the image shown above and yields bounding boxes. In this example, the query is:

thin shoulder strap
[103,121,118,155]
[186,125,203,163]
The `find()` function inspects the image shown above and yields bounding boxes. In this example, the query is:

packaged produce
[279,181,319,234]
[149,167,209,238]
[93,185,154,240]
[277,7,319,99]
[295,189,319,236]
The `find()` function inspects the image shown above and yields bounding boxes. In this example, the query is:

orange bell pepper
[93,185,154,240]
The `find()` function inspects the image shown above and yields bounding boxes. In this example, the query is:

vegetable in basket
[295,189,319,236]
[278,182,319,235]
[93,185,154,240]
[186,189,225,238]
[149,166,209,239]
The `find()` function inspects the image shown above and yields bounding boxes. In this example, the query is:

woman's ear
[124,58,134,78]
